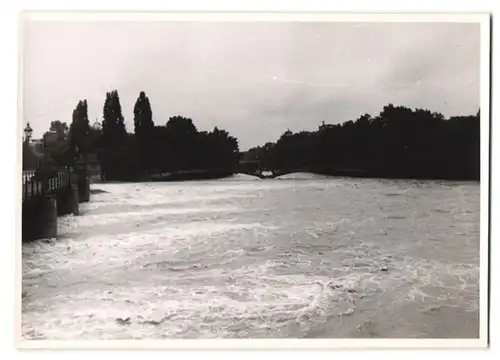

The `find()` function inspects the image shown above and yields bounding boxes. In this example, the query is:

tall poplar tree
[133,91,154,172]
[69,99,90,158]
[102,90,127,147]
[101,90,128,180]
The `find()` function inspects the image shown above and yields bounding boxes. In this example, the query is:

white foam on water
[22,245,479,339]
[22,179,480,339]
[58,206,243,229]
[85,190,255,210]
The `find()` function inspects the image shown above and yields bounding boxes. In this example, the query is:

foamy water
[22,174,480,339]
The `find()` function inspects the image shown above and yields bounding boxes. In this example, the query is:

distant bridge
[236,160,305,179]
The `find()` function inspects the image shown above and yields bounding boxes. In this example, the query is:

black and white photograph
[18,12,489,346]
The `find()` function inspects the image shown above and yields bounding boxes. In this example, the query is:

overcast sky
[22,20,480,150]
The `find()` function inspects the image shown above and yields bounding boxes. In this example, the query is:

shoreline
[92,170,480,185]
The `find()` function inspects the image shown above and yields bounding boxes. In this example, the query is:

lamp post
[24,122,33,143]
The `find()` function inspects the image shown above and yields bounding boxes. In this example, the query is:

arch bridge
[236,160,302,179]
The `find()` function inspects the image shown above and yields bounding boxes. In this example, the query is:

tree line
[28,93,480,181]
[29,90,240,181]
[244,104,480,180]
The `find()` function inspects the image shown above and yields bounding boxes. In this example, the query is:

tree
[133,91,154,134]
[143,116,240,174]
[48,120,69,138]
[206,127,239,169]
[69,100,91,158]
[261,104,480,180]
[165,116,197,134]
[101,90,133,180]
[162,116,199,171]
[41,120,72,168]
[102,90,127,147]
[133,91,155,172]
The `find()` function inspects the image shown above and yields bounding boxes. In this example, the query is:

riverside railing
[22,169,73,201]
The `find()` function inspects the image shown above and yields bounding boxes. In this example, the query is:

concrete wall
[22,196,58,242]
[21,169,89,242]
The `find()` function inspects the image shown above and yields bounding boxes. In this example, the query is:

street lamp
[24,122,33,142]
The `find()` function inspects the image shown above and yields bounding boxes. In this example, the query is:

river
[21,173,480,339]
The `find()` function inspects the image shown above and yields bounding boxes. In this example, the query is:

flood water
[21,173,480,339]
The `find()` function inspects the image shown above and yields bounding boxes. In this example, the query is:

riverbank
[148,169,235,182]
[92,169,236,184]
[93,167,480,184]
